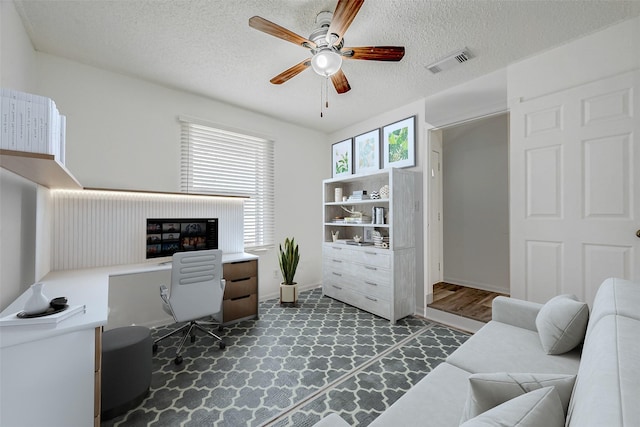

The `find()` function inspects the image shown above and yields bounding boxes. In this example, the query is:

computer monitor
[146,218,218,259]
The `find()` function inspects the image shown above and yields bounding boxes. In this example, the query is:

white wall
[328,99,426,314]
[34,54,328,300]
[1,0,328,306]
[508,16,640,103]
[425,68,507,128]
[442,114,509,294]
[0,1,41,310]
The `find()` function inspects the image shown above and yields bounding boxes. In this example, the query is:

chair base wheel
[152,343,158,353]
[219,341,226,350]
[174,356,183,365]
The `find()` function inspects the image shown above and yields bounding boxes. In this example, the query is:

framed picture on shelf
[363,227,375,242]
[382,116,416,169]
[354,129,380,174]
[332,139,353,177]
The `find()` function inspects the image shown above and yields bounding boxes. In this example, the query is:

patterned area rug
[102,288,469,427]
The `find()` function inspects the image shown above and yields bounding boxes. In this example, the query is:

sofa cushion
[311,413,350,427]
[446,321,581,375]
[368,362,471,427]
[586,277,640,339]
[566,315,640,427]
[535,294,589,354]
[460,387,564,427]
[460,372,576,422]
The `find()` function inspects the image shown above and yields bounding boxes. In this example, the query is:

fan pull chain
[320,77,330,118]
[320,79,324,118]
[326,77,329,110]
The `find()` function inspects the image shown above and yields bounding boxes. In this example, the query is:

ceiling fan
[248,0,405,95]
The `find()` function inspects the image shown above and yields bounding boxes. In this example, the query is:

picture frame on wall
[382,116,416,169]
[354,129,380,174]
[332,138,353,177]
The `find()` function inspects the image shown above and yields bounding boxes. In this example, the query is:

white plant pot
[279,283,298,305]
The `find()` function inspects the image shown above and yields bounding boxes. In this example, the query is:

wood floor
[428,282,508,323]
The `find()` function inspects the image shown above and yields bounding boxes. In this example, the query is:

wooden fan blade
[326,0,365,45]
[342,46,405,61]
[249,16,315,49]
[270,59,311,85]
[331,69,351,94]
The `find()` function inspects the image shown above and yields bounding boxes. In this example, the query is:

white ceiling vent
[426,48,473,74]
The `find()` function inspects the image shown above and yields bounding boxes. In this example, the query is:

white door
[510,70,640,305]
[427,129,443,305]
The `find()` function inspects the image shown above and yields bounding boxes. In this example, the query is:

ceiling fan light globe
[311,50,342,77]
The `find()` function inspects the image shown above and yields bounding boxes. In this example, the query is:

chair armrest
[492,296,543,332]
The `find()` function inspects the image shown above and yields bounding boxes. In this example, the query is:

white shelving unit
[322,168,419,323]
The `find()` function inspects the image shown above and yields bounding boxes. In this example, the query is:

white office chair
[152,249,226,365]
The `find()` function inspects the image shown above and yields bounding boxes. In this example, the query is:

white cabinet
[322,168,419,323]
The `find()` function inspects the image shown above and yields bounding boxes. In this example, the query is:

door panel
[510,71,639,305]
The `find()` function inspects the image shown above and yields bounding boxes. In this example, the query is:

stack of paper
[0,88,66,164]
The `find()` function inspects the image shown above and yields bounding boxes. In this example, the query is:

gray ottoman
[101,326,152,420]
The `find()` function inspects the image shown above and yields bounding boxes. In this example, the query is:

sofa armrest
[492,296,543,332]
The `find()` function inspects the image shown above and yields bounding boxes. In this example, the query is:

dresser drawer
[352,249,391,269]
[224,276,257,300]
[223,260,257,281]
[323,244,359,260]
[323,268,390,300]
[323,244,391,269]
[323,283,390,320]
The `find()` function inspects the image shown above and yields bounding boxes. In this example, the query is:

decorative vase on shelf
[23,283,49,315]
[379,185,390,199]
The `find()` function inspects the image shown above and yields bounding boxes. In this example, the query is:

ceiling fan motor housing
[310,11,342,50]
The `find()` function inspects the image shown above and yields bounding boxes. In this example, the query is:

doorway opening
[426,113,510,324]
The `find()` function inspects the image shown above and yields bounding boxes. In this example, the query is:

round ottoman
[101,326,152,420]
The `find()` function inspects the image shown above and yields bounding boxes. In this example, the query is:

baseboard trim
[424,307,484,334]
[441,277,509,295]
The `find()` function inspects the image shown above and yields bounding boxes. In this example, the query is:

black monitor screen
[146,218,218,259]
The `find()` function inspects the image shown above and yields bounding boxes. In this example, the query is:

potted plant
[278,237,300,305]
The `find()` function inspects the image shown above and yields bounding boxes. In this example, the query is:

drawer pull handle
[366,296,378,302]
[365,281,378,286]
[365,251,377,255]
[229,277,252,282]
[332,247,343,251]
[230,295,251,301]
[365,266,377,271]
[332,259,343,263]
[332,285,343,290]
[332,272,342,277]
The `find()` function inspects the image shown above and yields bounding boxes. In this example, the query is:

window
[180,118,275,250]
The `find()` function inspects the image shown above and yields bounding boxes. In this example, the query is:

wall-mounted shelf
[0,149,82,189]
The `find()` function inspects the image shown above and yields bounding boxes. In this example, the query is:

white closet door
[510,71,640,305]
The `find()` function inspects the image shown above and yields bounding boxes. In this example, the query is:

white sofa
[316,278,640,426]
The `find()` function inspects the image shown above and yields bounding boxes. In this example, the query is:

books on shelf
[0,88,66,164]
[0,304,85,327]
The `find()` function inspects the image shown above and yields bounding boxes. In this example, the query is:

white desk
[0,252,256,427]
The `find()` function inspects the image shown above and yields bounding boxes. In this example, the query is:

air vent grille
[426,48,473,74]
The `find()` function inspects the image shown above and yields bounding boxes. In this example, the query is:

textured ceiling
[14,0,640,133]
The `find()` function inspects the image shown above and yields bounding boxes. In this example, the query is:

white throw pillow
[536,294,589,354]
[459,387,565,427]
[460,372,577,422]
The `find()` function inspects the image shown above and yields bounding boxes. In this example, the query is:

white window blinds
[180,118,275,250]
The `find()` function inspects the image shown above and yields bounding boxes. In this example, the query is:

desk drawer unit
[222,259,259,324]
